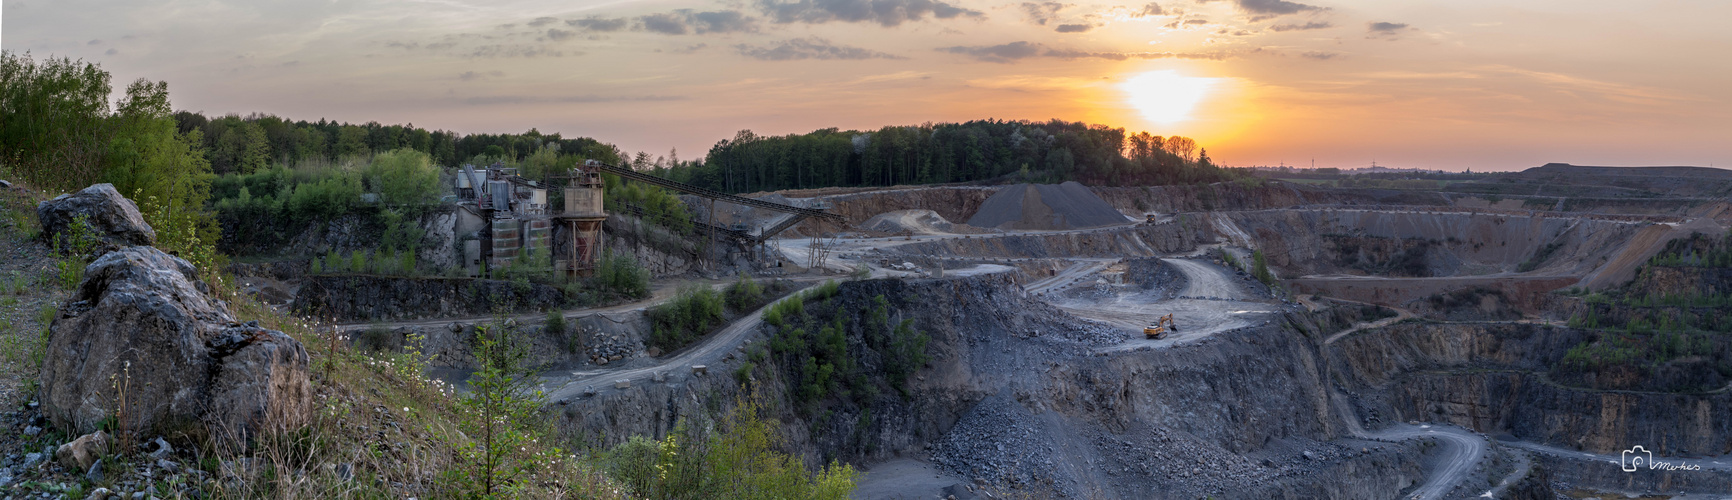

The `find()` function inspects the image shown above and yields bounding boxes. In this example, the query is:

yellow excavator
[1144,314,1178,339]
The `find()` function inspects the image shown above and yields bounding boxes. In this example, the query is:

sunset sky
[4,0,1729,171]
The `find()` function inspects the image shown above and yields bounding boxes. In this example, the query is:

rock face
[292,275,569,322]
[36,183,157,252]
[1329,322,1732,456]
[39,246,312,445]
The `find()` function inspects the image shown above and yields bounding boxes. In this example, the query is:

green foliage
[2,52,222,271]
[763,295,803,329]
[646,285,726,352]
[882,318,930,397]
[1219,249,1241,271]
[603,397,859,500]
[669,122,1237,194]
[50,214,100,289]
[284,173,363,222]
[594,251,650,299]
[604,175,693,234]
[1251,250,1276,286]
[1645,230,1732,269]
[364,148,442,207]
[765,286,930,413]
[0,51,112,192]
[378,208,426,253]
[725,272,765,311]
[173,110,619,174]
[446,319,549,499]
[351,249,368,274]
[850,263,871,280]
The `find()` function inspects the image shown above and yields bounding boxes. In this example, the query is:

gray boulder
[37,183,156,253]
[39,246,311,446]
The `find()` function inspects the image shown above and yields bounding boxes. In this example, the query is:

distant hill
[1439,163,1732,199]
[1523,163,1732,180]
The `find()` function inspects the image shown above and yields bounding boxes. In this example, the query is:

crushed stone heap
[965,181,1129,230]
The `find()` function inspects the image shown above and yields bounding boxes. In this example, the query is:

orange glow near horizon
[1122,70,1215,125]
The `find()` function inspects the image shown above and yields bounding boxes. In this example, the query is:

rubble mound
[36,183,157,252]
[929,394,1071,494]
[966,182,1128,230]
[40,246,312,445]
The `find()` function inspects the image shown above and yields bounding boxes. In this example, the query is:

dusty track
[541,284,806,400]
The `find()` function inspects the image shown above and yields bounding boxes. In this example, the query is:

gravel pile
[1045,319,1126,346]
[1093,426,1367,496]
[967,182,1128,230]
[585,330,639,365]
[930,395,1077,496]
[1125,257,1187,298]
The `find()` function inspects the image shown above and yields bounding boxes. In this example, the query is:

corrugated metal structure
[558,163,607,277]
[455,163,562,276]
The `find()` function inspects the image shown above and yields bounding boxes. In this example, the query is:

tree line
[171,111,620,175]
[656,120,1238,194]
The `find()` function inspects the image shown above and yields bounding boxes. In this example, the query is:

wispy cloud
[1056,23,1093,33]
[1368,21,1409,34]
[939,41,1243,63]
[1269,21,1331,32]
[735,37,905,60]
[1022,2,1067,25]
[639,10,760,35]
[567,16,629,32]
[468,45,573,58]
[458,70,505,81]
[758,0,985,27]
[1233,0,1323,15]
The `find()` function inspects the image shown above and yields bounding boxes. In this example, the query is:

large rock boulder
[39,246,312,446]
[37,183,156,252]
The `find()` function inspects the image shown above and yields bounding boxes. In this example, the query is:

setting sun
[1122,70,1216,126]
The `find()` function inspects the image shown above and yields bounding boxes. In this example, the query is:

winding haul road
[542,290,788,401]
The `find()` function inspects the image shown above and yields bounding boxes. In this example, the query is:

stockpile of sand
[966,182,1129,230]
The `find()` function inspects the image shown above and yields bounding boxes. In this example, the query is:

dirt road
[327,280,687,333]
[541,285,809,401]
[1025,259,1117,295]
[1323,306,1416,345]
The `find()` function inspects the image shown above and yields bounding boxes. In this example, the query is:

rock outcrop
[39,246,312,445]
[36,183,156,252]
[292,275,569,322]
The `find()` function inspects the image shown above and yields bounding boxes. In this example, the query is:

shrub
[285,174,362,222]
[355,326,396,352]
[364,148,441,207]
[1252,249,1276,286]
[646,285,725,352]
[850,264,871,280]
[445,319,549,498]
[594,251,650,299]
[602,397,859,499]
[724,272,764,311]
